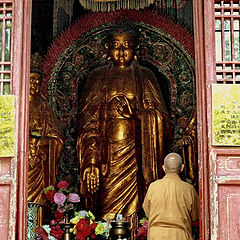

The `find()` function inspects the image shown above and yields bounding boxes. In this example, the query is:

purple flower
[54,192,66,205]
[36,233,42,240]
[69,193,80,203]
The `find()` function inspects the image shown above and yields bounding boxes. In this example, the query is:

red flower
[57,180,69,189]
[90,222,98,233]
[50,225,64,240]
[83,226,91,237]
[46,190,57,204]
[76,219,91,237]
[76,228,92,240]
[137,236,147,240]
[76,232,86,240]
[54,210,64,222]
[76,218,89,232]
[136,226,147,240]
[91,233,97,239]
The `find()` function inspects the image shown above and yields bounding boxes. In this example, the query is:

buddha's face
[30,73,41,96]
[107,32,136,68]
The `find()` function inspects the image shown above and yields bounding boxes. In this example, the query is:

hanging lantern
[78,0,155,12]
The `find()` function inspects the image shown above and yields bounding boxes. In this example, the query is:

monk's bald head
[163,153,183,174]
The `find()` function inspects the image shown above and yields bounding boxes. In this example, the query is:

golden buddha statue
[77,30,170,238]
[28,72,64,205]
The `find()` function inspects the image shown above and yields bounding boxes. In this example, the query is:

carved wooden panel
[217,155,240,177]
[210,150,240,240]
[0,184,10,239]
[0,157,11,176]
[218,185,240,240]
[0,0,14,239]
[215,0,240,83]
[0,1,12,95]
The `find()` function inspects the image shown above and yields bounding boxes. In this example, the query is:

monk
[143,153,198,240]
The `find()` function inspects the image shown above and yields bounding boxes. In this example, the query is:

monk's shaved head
[163,153,183,173]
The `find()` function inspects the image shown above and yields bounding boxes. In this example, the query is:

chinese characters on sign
[0,95,15,156]
[212,84,240,146]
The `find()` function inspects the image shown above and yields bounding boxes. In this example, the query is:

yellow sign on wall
[212,84,240,146]
[0,95,15,156]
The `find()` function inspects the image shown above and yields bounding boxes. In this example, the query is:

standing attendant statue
[28,55,64,225]
[77,28,170,238]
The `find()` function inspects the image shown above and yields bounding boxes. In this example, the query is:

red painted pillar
[0,0,32,239]
[13,1,32,239]
[193,0,217,239]
[194,0,240,239]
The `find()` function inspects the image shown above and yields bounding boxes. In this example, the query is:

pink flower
[50,219,57,226]
[64,203,74,211]
[69,193,80,203]
[54,192,66,205]
[57,180,69,190]
[57,205,66,213]
[143,220,148,230]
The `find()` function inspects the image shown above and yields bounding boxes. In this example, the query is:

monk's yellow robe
[143,173,198,240]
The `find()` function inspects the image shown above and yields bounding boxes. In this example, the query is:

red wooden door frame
[12,0,32,239]
[193,0,217,239]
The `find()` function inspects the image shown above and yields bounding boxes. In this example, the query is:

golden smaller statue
[28,68,64,206]
[175,107,198,187]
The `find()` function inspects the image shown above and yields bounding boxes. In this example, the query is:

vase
[61,214,74,240]
[61,222,74,240]
[109,221,130,240]
[27,202,42,240]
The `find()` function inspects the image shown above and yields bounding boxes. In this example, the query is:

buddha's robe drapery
[77,62,169,220]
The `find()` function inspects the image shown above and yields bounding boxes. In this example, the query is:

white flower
[97,221,111,237]
[41,225,57,240]
[78,210,89,218]
[49,236,57,240]
[42,225,51,234]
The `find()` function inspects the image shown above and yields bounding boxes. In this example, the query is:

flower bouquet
[39,180,81,239]
[70,210,110,240]
[136,217,148,240]
[37,180,110,240]
[44,180,80,217]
